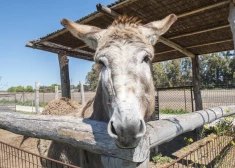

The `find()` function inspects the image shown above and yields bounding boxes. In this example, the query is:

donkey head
[61,14,177,148]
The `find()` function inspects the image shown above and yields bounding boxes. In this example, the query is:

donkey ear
[139,14,177,45]
[61,18,104,50]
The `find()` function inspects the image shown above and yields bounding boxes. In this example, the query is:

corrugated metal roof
[40,0,128,40]
[28,0,233,62]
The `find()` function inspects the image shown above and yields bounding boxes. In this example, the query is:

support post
[229,1,235,50]
[58,54,71,99]
[192,55,203,139]
[192,55,203,111]
[80,81,85,105]
[55,86,58,99]
[35,82,40,114]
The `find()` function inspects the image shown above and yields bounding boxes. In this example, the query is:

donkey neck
[89,78,110,122]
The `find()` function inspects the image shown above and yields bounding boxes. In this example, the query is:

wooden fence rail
[0,105,234,167]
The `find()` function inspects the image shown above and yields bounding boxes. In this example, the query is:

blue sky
[0,0,114,90]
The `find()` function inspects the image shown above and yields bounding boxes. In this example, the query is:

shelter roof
[26,0,233,62]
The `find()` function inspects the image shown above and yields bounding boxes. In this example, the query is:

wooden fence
[0,105,234,167]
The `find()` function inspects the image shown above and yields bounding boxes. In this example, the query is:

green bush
[152,153,173,164]
[201,117,234,139]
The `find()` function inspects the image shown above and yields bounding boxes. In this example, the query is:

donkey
[38,14,177,167]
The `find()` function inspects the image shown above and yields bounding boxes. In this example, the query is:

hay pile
[42,97,81,116]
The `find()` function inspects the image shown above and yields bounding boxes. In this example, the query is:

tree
[200,53,233,87]
[229,54,235,84]
[25,86,34,92]
[86,64,100,91]
[152,62,168,88]
[181,58,192,85]
[50,84,61,92]
[165,60,182,87]
[77,83,81,89]
[15,86,25,92]
[7,87,16,92]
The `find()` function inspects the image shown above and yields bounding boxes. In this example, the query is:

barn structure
[26,0,235,112]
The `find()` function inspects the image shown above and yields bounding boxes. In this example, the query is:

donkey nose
[107,118,146,147]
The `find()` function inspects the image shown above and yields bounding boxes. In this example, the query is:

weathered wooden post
[229,1,235,50]
[192,55,203,139]
[35,82,40,114]
[58,54,71,99]
[55,86,58,99]
[192,55,203,111]
[23,91,25,102]
[80,81,85,105]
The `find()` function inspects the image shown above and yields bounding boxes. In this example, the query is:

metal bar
[0,140,79,168]
[157,85,193,91]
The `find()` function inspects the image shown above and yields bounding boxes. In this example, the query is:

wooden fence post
[229,1,235,50]
[23,91,25,102]
[35,82,40,114]
[55,86,58,99]
[192,55,203,139]
[80,81,85,105]
[192,55,203,111]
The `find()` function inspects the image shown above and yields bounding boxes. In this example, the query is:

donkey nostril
[111,121,117,136]
[136,119,146,138]
[139,120,143,132]
[108,120,118,140]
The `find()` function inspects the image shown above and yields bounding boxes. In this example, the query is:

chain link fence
[0,94,16,112]
[156,85,235,120]
[201,85,235,109]
[156,86,194,119]
[14,91,95,104]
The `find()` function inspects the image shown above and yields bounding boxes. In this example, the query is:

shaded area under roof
[26,0,234,63]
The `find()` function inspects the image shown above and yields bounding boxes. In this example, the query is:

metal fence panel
[164,135,235,168]
[0,140,79,168]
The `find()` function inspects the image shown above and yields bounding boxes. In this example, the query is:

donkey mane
[112,15,142,26]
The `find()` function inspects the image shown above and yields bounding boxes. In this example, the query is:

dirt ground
[0,129,39,154]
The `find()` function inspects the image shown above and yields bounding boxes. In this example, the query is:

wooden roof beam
[96,3,118,19]
[155,38,233,56]
[26,41,94,61]
[97,4,195,58]
[158,37,195,58]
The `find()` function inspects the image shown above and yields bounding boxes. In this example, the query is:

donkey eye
[143,55,150,63]
[98,60,105,66]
